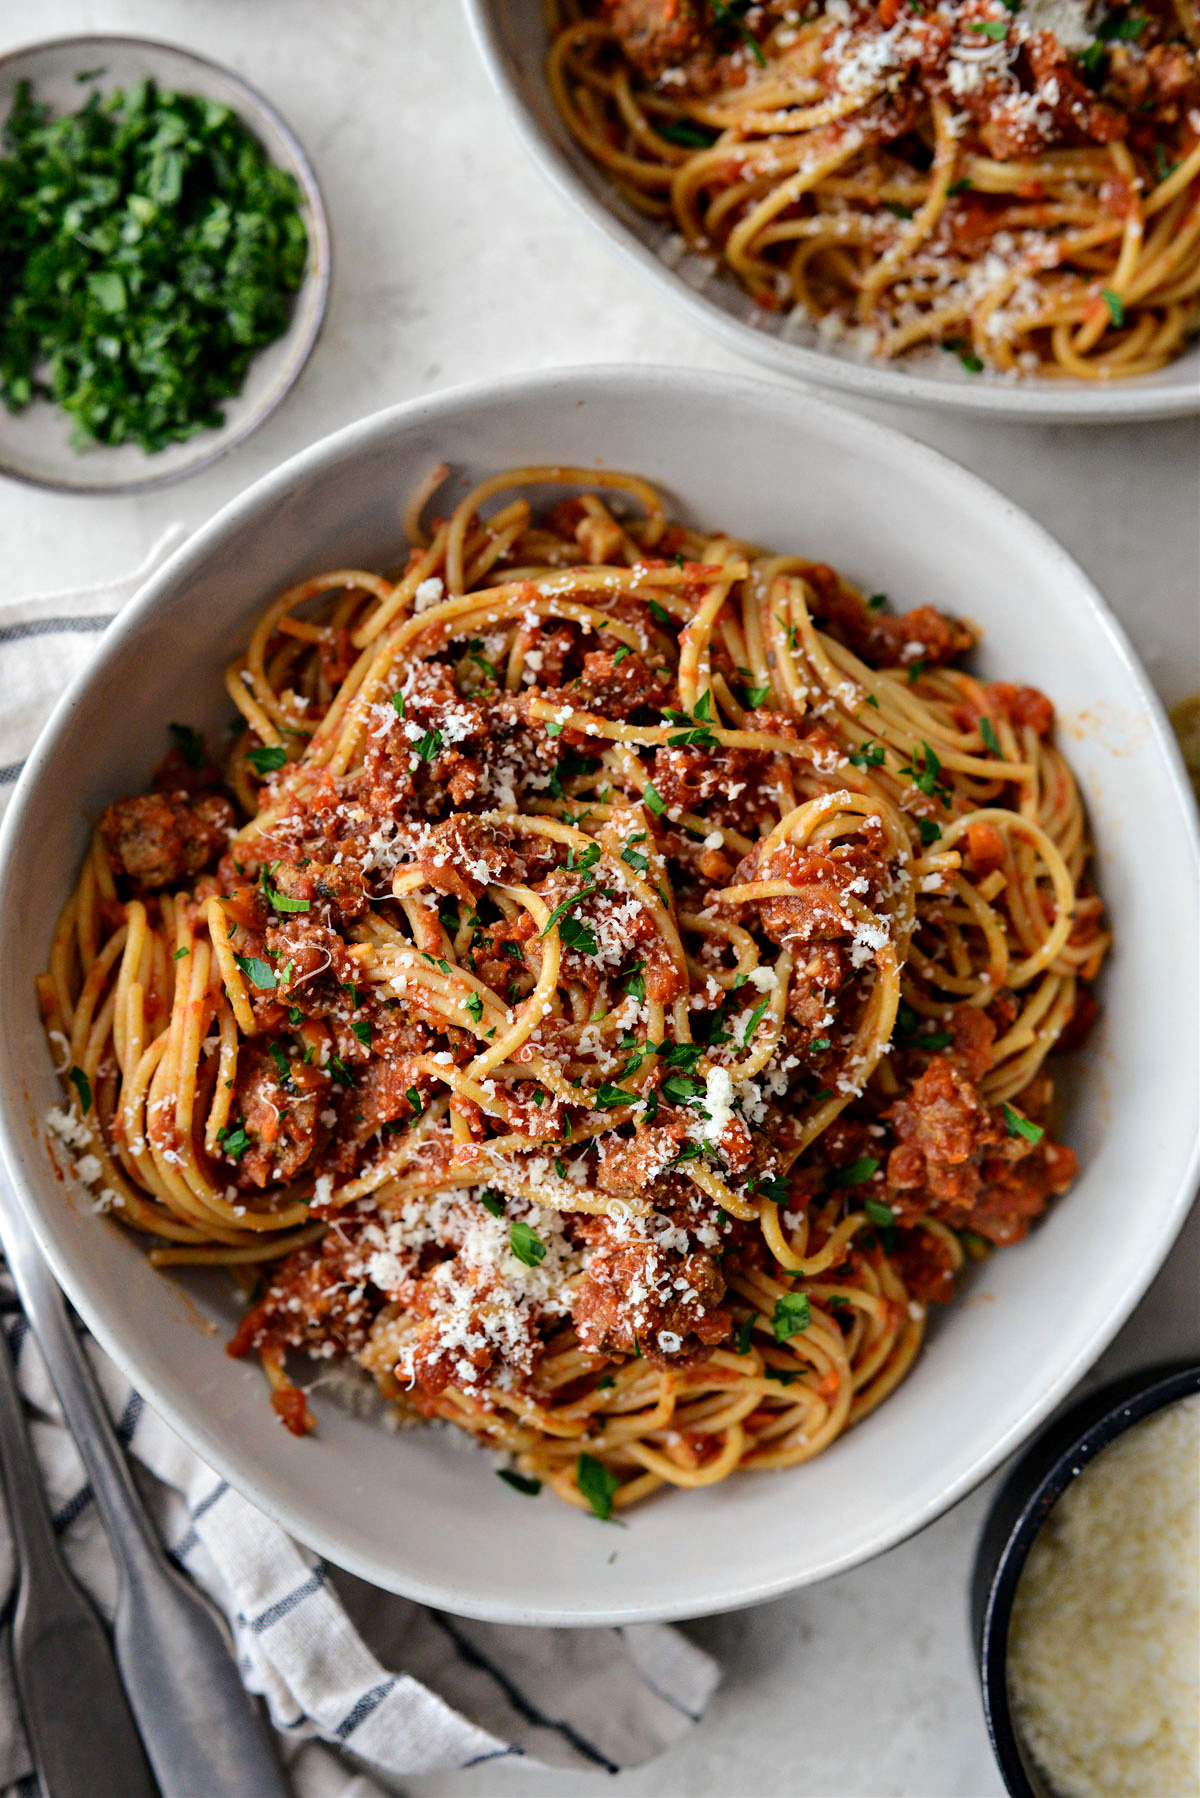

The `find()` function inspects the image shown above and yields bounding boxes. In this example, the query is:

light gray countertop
[2,4,1197,1793]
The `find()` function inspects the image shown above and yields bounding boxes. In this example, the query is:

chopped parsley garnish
[548,751,600,799]
[328,1057,356,1088]
[1002,1103,1045,1145]
[172,946,189,961]
[594,1083,635,1110]
[884,202,915,219]
[622,964,646,1002]
[969,17,1008,35]
[576,1452,620,1521]
[480,1190,506,1218]
[772,1291,811,1341]
[621,832,650,873]
[540,885,598,939]
[947,177,973,196]
[497,1468,541,1496]
[405,1086,423,1116]
[68,1066,92,1114]
[810,1037,831,1054]
[411,728,443,762]
[765,1368,801,1386]
[849,742,885,769]
[943,338,985,374]
[233,953,276,990]
[900,740,952,808]
[544,718,564,739]
[1100,287,1125,328]
[742,996,771,1047]
[168,722,205,768]
[648,598,673,627]
[464,993,484,1024]
[661,1070,707,1106]
[742,682,771,708]
[657,117,719,149]
[247,743,287,777]
[979,716,1001,755]
[917,816,943,847]
[566,841,602,872]
[1096,8,1146,38]
[0,79,308,451]
[831,1155,881,1187]
[611,643,633,667]
[350,1019,372,1047]
[712,0,767,62]
[391,691,406,717]
[735,1313,758,1355]
[754,1174,790,1205]
[866,592,888,612]
[559,915,599,957]
[864,1198,895,1228]
[217,1121,250,1159]
[642,782,667,817]
[259,865,309,914]
[509,1219,547,1266]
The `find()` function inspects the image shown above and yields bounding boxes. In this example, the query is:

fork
[0,1165,292,1798]
[0,1311,156,1798]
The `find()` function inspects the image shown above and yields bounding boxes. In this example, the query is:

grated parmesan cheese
[1008,1394,1200,1798]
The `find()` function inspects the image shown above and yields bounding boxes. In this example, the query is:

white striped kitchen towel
[0,546,720,1797]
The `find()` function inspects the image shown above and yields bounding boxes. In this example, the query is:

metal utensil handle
[0,1176,291,1798]
[0,1321,157,1798]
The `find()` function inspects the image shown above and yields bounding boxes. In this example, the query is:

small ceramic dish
[0,35,331,494]
[972,1361,1200,1797]
[464,0,1200,425]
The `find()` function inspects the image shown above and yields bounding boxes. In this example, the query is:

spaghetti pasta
[548,0,1200,381]
[39,464,1108,1514]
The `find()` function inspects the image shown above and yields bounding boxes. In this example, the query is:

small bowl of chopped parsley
[0,36,330,492]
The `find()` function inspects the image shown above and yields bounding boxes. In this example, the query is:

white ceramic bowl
[0,367,1196,1625]
[0,36,331,494]
[464,0,1200,425]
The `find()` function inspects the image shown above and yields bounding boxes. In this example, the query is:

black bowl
[971,1360,1200,1798]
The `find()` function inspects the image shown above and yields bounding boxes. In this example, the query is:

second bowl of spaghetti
[0,366,1196,1621]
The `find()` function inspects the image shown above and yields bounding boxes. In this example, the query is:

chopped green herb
[350,1018,372,1048]
[648,598,672,627]
[743,682,771,707]
[1002,1102,1045,1144]
[810,1037,831,1053]
[259,866,310,914]
[867,592,888,612]
[735,1313,758,1355]
[405,1086,423,1116]
[611,643,633,667]
[1100,287,1125,327]
[391,691,406,718]
[68,1066,92,1114]
[849,742,885,768]
[411,728,443,762]
[559,915,599,957]
[497,1468,542,1496]
[576,1451,621,1520]
[328,1057,356,1088]
[864,1198,895,1228]
[884,201,915,219]
[233,953,276,991]
[643,782,667,817]
[622,964,646,1003]
[742,996,771,1046]
[657,117,719,148]
[947,177,973,195]
[544,718,563,738]
[217,1121,250,1159]
[772,1291,811,1341]
[247,743,287,777]
[172,945,189,961]
[621,833,650,873]
[661,1070,706,1106]
[979,716,1001,755]
[168,722,205,768]
[510,1219,547,1266]
[480,1191,506,1218]
[969,18,1008,35]
[0,79,308,452]
[907,659,926,685]
[464,993,484,1024]
[832,1155,881,1187]
[917,816,943,847]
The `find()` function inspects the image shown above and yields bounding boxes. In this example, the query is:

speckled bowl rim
[0,34,332,496]
[972,1360,1200,1798]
